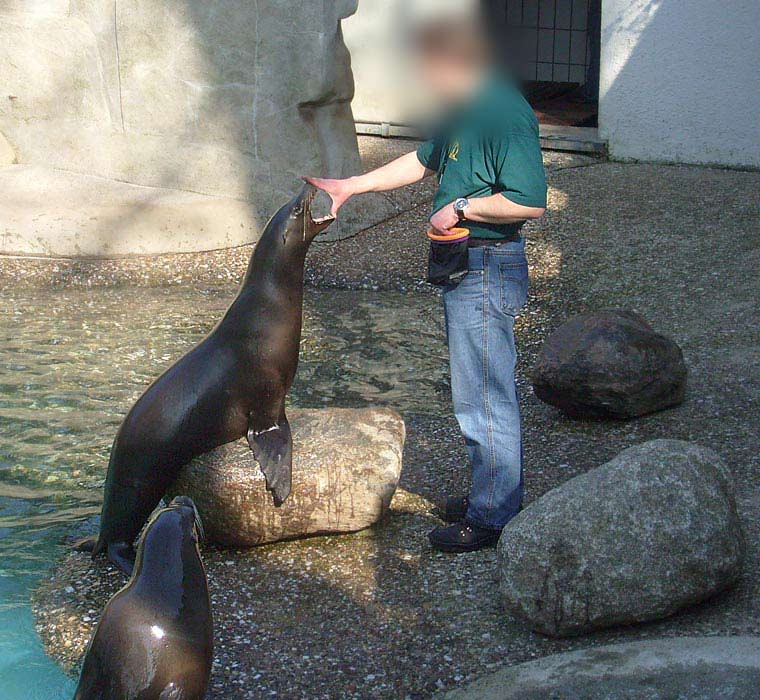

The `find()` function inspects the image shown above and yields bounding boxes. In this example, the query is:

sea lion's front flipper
[247,417,293,507]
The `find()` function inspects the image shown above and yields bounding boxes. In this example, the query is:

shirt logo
[448,142,460,162]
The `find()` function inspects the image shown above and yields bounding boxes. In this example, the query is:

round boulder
[168,408,405,547]
[498,440,744,637]
[531,310,687,418]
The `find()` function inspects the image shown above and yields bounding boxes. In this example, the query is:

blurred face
[414,23,488,107]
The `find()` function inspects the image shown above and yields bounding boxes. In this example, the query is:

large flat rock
[439,637,760,700]
[169,408,405,547]
[0,165,257,256]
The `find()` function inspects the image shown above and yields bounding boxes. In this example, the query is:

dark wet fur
[77,186,334,572]
[73,498,213,699]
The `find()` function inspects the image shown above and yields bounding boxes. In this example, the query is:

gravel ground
[26,138,760,698]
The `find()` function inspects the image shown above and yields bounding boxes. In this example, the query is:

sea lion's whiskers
[191,500,205,542]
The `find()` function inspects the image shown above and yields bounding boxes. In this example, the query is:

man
[305,4,546,553]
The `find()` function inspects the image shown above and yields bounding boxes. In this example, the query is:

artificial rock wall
[0,0,378,255]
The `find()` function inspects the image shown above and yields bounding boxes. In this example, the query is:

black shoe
[428,520,501,553]
[436,496,469,523]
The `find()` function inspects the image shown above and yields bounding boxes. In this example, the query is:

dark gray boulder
[498,440,744,637]
[531,310,687,418]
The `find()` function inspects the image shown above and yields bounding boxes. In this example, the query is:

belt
[468,236,521,248]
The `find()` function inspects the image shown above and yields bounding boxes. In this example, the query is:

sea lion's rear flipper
[247,418,293,507]
[107,542,136,575]
[73,534,106,558]
[72,536,98,553]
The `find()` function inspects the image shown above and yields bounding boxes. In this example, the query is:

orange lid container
[427,227,470,243]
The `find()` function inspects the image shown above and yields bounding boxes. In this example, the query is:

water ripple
[0,284,448,695]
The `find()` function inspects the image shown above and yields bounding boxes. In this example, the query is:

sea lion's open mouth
[303,185,336,234]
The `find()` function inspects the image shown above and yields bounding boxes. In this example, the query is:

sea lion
[80,185,334,572]
[73,496,213,700]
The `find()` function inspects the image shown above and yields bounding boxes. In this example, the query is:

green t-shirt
[417,73,547,239]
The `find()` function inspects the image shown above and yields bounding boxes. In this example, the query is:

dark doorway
[482,0,602,127]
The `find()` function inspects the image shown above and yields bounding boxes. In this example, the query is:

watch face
[455,198,468,211]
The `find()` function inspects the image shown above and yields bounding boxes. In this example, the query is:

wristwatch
[454,197,469,221]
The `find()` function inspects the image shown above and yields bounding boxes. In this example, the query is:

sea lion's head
[166,495,205,544]
[132,496,205,579]
[270,183,336,247]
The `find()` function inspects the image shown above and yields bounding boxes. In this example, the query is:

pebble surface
[24,138,760,698]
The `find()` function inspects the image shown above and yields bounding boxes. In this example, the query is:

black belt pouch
[427,238,470,287]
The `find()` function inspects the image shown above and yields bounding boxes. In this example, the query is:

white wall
[0,0,387,256]
[599,0,760,168]
[347,0,760,168]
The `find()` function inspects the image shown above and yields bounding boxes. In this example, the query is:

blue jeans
[442,240,528,530]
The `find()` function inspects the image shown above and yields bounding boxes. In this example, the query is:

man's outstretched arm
[304,151,432,215]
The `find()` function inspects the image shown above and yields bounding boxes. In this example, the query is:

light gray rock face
[498,440,744,637]
[0,132,16,165]
[531,310,688,418]
[0,165,257,256]
[169,408,405,547]
[0,0,387,254]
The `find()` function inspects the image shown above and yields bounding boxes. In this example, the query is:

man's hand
[302,176,356,216]
[304,151,433,217]
[429,201,460,234]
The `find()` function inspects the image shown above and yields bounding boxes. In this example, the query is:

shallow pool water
[0,285,446,697]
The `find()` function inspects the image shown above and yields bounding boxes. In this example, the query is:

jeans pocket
[499,261,529,316]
